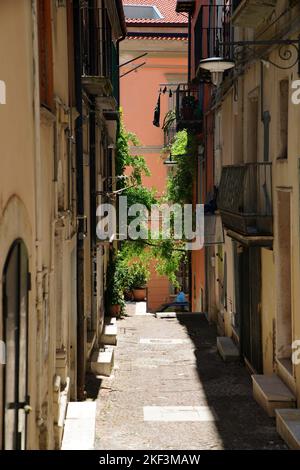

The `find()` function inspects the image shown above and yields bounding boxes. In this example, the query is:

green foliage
[114,112,189,290]
[166,130,197,205]
[116,110,151,187]
[125,185,157,210]
[105,253,126,311]
[151,239,186,287]
[129,262,150,289]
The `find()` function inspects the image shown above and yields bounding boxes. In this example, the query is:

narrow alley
[92,304,286,450]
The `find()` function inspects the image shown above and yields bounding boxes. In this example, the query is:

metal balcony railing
[194,3,233,73]
[175,84,203,134]
[80,4,120,103]
[218,162,273,236]
[164,122,177,147]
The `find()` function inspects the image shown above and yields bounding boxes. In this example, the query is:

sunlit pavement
[93,304,286,450]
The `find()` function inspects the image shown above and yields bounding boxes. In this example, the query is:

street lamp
[199,37,300,86]
[199,57,235,86]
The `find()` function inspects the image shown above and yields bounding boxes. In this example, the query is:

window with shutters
[278,79,289,160]
[37,0,54,110]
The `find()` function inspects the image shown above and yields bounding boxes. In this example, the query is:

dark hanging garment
[153,93,161,127]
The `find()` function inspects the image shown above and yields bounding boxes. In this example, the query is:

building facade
[0,0,125,450]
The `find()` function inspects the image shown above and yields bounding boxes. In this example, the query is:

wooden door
[2,241,30,449]
[240,247,263,373]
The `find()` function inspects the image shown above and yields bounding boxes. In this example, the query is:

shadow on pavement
[176,313,286,450]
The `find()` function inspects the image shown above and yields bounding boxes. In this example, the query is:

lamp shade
[199,57,235,73]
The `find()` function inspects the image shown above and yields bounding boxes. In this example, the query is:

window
[37,0,54,110]
[81,3,99,76]
[123,5,163,20]
[278,79,289,159]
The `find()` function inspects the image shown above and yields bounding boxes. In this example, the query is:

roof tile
[123,0,188,24]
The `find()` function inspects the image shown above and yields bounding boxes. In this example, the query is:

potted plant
[106,255,125,317]
[180,95,197,121]
[130,262,150,302]
[118,263,134,301]
[110,292,122,316]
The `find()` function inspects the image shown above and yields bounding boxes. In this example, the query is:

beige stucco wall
[0,0,37,449]
[215,12,300,403]
[0,1,77,449]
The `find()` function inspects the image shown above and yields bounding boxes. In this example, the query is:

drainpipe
[261,62,271,162]
[73,0,86,401]
[32,0,44,433]
[89,97,96,334]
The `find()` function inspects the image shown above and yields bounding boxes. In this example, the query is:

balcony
[82,76,113,97]
[80,4,119,110]
[176,84,203,134]
[163,121,177,147]
[231,0,277,28]
[218,162,273,242]
[194,4,233,79]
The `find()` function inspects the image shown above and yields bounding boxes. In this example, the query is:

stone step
[61,401,96,450]
[90,346,114,377]
[217,336,239,362]
[276,409,300,450]
[104,317,117,326]
[134,302,147,315]
[155,311,177,319]
[100,324,117,346]
[252,374,296,417]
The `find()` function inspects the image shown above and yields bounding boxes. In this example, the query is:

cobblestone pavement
[93,306,286,450]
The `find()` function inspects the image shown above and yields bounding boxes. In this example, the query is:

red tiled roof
[123,0,188,24]
[127,35,187,40]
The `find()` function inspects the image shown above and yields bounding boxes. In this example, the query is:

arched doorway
[2,240,30,450]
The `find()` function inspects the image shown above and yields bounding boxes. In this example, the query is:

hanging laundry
[153,92,161,127]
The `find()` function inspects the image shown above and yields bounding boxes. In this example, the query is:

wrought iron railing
[175,84,203,133]
[164,123,177,147]
[194,3,233,72]
[80,4,113,84]
[218,162,273,236]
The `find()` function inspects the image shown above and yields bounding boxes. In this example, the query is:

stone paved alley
[91,304,286,450]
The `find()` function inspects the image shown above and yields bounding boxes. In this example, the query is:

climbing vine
[107,112,190,309]
[165,130,198,205]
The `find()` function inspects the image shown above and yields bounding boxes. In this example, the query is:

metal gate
[2,240,30,450]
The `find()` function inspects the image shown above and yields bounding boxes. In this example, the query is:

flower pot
[132,288,147,302]
[110,304,121,316]
[124,290,134,301]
